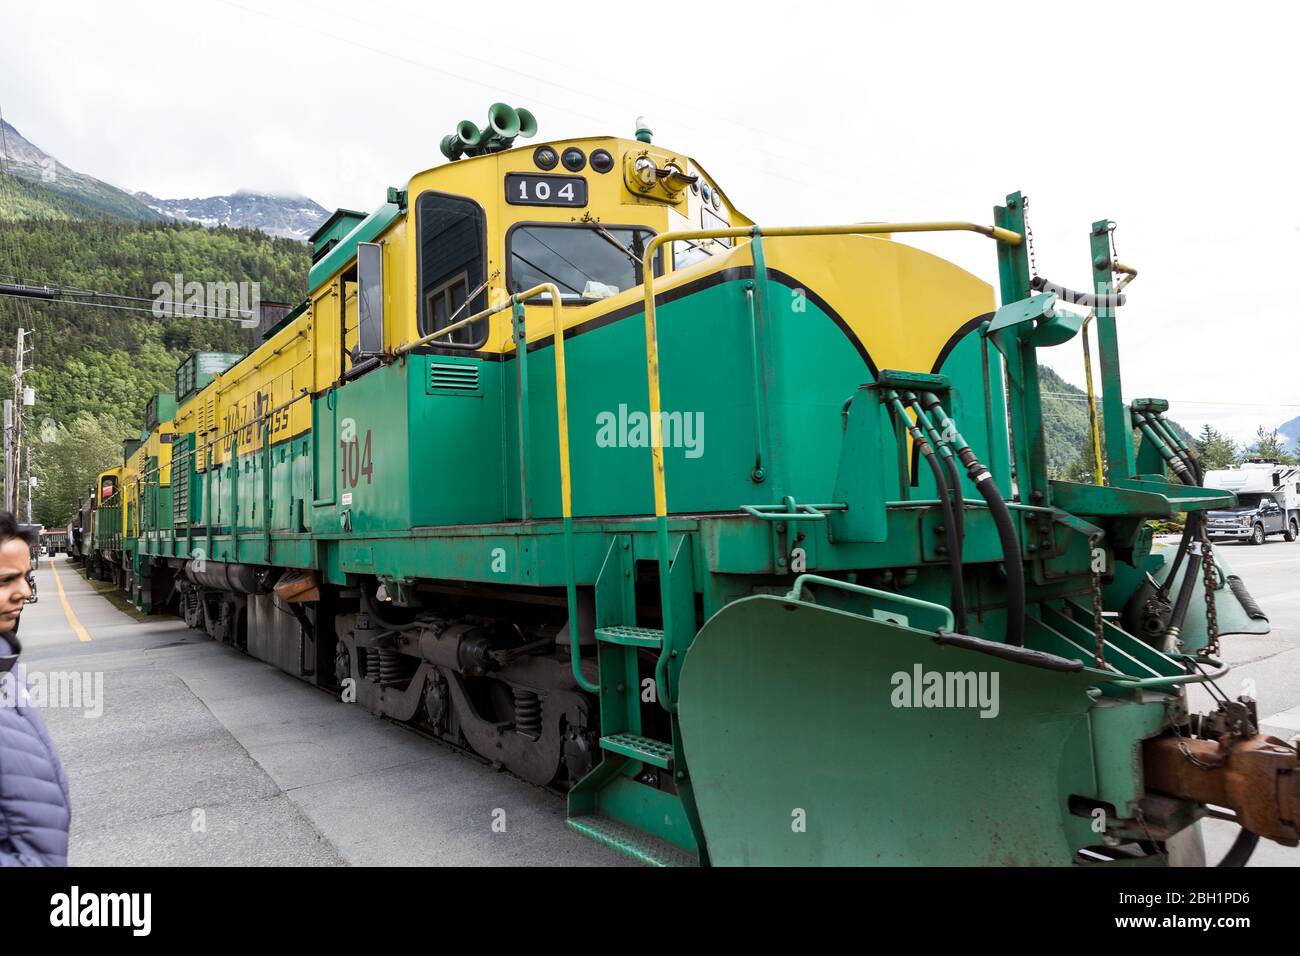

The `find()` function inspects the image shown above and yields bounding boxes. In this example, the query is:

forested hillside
[0,208,311,526]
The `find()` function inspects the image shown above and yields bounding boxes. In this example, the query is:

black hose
[921,443,968,633]
[934,630,1083,671]
[1216,828,1259,867]
[1161,517,1197,601]
[957,446,1025,647]
[942,452,966,545]
[1167,550,1203,638]
[1030,275,1126,310]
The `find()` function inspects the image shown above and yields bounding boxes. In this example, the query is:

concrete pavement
[20,555,624,867]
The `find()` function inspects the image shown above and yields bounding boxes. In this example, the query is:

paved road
[19,555,624,866]
[16,544,1300,867]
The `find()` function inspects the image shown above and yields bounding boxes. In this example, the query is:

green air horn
[476,103,537,153]
[440,119,482,160]
[515,107,538,139]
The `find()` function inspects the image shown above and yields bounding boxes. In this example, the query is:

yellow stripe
[49,560,91,643]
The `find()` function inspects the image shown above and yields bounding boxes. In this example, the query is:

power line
[1040,391,1300,410]
[0,285,255,320]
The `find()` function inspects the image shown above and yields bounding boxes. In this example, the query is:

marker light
[561,147,586,172]
[533,146,558,170]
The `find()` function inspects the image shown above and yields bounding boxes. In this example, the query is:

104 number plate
[505,173,587,207]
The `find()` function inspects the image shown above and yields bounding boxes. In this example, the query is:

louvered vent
[173,443,191,525]
[429,362,479,392]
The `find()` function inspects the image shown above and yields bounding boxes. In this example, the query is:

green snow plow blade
[677,591,1104,866]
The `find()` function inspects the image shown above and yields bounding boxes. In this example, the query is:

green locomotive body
[79,108,1297,866]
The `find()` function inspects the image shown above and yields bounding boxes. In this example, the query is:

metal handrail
[635,220,1024,711]
[785,573,956,633]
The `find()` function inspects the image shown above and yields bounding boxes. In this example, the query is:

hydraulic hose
[1134,412,1196,485]
[1160,514,1197,602]
[1030,275,1126,311]
[904,393,965,545]
[922,392,1026,647]
[1146,413,1202,486]
[1138,410,1202,610]
[1216,828,1260,868]
[886,393,968,632]
[1164,549,1203,647]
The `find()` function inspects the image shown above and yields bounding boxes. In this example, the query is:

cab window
[417,191,488,347]
[508,225,661,305]
[100,477,116,501]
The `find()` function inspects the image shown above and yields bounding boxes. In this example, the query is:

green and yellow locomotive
[81,104,1298,866]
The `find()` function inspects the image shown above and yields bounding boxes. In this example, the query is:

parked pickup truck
[1203,460,1300,545]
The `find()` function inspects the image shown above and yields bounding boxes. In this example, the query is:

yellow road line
[49,560,92,643]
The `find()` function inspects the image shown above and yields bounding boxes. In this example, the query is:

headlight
[633,157,657,188]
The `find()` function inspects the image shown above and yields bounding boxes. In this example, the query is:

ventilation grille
[429,362,479,392]
[173,451,190,525]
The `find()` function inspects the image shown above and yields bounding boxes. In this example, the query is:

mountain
[1,117,329,240]
[1279,415,1300,446]
[1039,365,1193,481]
[0,118,161,221]
[134,190,329,240]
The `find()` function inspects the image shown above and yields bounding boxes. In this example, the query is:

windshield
[509,226,660,304]
[1234,494,1267,509]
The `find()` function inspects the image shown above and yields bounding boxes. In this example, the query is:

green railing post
[263,417,272,558]
[1090,220,1132,481]
[991,191,1048,505]
[204,444,213,561]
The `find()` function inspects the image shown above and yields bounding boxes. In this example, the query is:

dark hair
[0,512,37,549]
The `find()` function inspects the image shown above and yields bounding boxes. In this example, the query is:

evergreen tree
[1195,424,1238,470]
[1248,425,1286,461]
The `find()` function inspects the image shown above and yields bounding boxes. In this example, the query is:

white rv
[1204,459,1300,545]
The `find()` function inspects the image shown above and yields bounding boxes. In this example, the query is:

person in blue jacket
[0,511,70,866]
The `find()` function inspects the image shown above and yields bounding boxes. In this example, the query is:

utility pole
[2,399,10,513]
[8,326,31,516]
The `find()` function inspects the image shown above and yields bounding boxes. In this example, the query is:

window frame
[415,189,490,349]
[504,220,663,308]
[423,270,475,345]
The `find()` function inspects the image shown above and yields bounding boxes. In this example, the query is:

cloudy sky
[3,0,1297,443]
